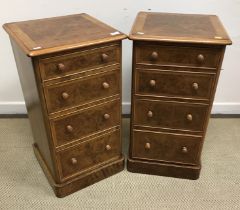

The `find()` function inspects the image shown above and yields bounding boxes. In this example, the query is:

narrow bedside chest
[3,13,126,197]
[127,12,232,179]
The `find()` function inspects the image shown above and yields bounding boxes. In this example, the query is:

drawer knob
[192,82,199,90]
[66,125,73,133]
[182,146,188,153]
[147,111,153,118]
[149,80,156,87]
[197,54,205,63]
[101,53,109,62]
[57,63,65,72]
[103,113,110,120]
[151,51,158,61]
[145,142,151,149]
[106,144,111,151]
[102,82,110,89]
[71,158,77,165]
[187,114,193,121]
[62,92,69,100]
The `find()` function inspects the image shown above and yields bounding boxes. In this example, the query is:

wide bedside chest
[127,12,232,179]
[3,13,126,197]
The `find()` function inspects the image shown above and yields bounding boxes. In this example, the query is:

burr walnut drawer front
[136,69,215,100]
[135,44,221,68]
[51,100,120,147]
[134,99,208,131]
[44,69,120,114]
[57,129,121,180]
[132,130,202,165]
[39,44,120,81]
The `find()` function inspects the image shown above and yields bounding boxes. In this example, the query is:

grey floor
[0,118,240,209]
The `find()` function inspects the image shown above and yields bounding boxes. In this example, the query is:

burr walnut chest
[3,13,126,197]
[127,12,232,179]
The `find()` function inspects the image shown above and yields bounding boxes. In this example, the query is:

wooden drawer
[136,69,215,100]
[132,130,201,165]
[57,129,121,180]
[134,99,208,131]
[39,44,120,81]
[44,69,120,114]
[51,99,120,147]
[135,44,221,68]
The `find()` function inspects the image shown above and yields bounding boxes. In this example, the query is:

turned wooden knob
[147,111,153,118]
[197,54,205,63]
[71,158,77,165]
[149,80,156,87]
[57,63,65,72]
[187,114,193,121]
[62,92,69,100]
[145,142,151,149]
[151,51,158,61]
[102,82,110,89]
[182,146,188,153]
[101,53,109,62]
[103,113,110,120]
[66,125,73,133]
[105,144,111,151]
[192,82,199,90]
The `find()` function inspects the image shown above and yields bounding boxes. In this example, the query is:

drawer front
[51,100,120,147]
[132,130,201,165]
[136,69,215,100]
[44,70,120,114]
[134,99,208,131]
[58,130,121,179]
[135,44,221,68]
[39,44,120,81]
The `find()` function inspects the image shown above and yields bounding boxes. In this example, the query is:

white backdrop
[0,0,239,114]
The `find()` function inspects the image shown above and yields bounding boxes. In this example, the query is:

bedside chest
[3,13,126,197]
[127,12,232,179]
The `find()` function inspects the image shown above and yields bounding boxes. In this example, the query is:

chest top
[3,13,126,56]
[129,12,231,45]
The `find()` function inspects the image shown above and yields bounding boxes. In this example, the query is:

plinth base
[127,158,200,180]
